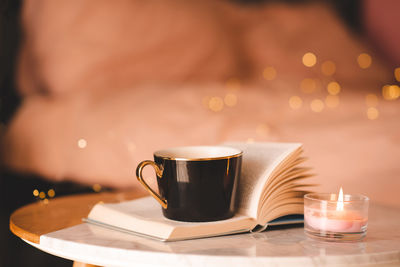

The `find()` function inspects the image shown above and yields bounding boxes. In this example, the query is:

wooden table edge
[10,217,40,244]
[9,190,146,245]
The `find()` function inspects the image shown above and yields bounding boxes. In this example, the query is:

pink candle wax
[304,190,369,241]
[305,208,367,233]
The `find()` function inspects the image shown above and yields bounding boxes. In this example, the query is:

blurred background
[1,0,399,266]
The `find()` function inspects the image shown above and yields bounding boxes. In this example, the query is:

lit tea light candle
[304,188,369,241]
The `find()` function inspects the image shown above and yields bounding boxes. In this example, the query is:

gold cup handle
[136,160,168,209]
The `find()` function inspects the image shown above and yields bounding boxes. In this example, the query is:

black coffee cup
[136,146,242,222]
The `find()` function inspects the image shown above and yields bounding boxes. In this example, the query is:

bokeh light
[224,93,237,107]
[382,85,400,100]
[78,138,87,149]
[47,189,55,198]
[39,191,46,199]
[321,60,336,76]
[367,107,379,120]
[289,96,303,109]
[263,67,277,81]
[33,189,39,197]
[302,52,317,67]
[327,81,341,95]
[310,99,324,112]
[208,97,224,112]
[325,95,339,108]
[300,78,317,93]
[357,53,372,69]
[395,68,400,82]
[92,184,102,192]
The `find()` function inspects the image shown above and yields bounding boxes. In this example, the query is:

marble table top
[22,203,400,267]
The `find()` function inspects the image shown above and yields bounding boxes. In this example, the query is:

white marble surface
[24,204,400,267]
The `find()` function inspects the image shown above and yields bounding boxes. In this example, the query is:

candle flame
[336,187,344,211]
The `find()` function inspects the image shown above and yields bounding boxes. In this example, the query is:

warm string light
[289,96,303,109]
[299,54,342,112]
[92,184,102,192]
[310,99,324,113]
[363,83,398,121]
[263,67,277,81]
[204,78,240,112]
[357,53,372,69]
[33,188,55,203]
[395,68,400,82]
[382,85,400,100]
[302,52,317,67]
[327,82,341,95]
[365,94,380,120]
[224,93,237,107]
[33,189,39,197]
[323,81,341,108]
[48,189,56,198]
[78,138,87,148]
[201,52,394,128]
[300,78,317,94]
[367,107,379,120]
[325,95,339,108]
[208,96,224,112]
[321,61,336,76]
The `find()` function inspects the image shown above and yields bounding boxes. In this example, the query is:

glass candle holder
[304,193,369,241]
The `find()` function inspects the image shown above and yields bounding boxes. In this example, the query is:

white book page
[222,142,302,220]
[88,196,254,240]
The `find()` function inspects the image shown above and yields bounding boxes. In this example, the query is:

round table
[10,191,400,267]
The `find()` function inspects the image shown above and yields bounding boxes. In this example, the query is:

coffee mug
[136,146,242,222]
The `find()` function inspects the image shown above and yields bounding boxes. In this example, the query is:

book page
[222,142,302,219]
[87,196,257,241]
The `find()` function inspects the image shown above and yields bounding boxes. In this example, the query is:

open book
[86,142,312,241]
